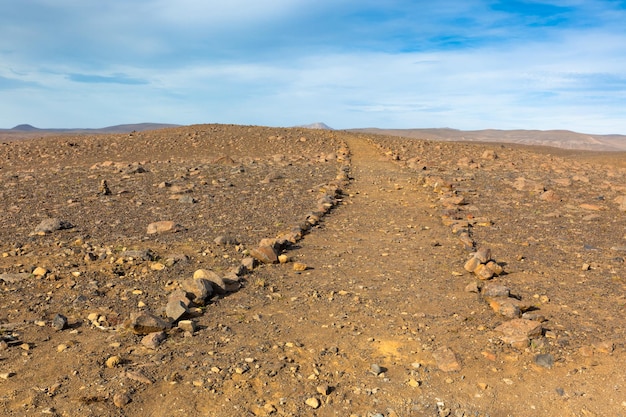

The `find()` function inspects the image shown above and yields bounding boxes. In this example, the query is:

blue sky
[1,0,626,133]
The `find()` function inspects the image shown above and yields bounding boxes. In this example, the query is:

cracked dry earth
[1,125,626,417]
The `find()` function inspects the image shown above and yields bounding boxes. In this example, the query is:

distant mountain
[11,124,40,131]
[349,128,626,152]
[297,122,334,130]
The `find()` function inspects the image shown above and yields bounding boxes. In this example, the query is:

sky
[1,0,626,134]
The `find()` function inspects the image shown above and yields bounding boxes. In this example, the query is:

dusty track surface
[1,125,625,416]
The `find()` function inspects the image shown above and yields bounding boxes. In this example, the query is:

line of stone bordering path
[124,142,353,349]
[371,138,555,368]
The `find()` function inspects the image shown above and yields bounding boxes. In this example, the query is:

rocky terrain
[0,124,625,416]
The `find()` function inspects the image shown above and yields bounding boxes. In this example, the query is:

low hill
[350,127,626,151]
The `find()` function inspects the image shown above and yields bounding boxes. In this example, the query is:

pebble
[305,397,320,409]
[106,356,121,368]
[52,313,68,330]
[316,384,331,395]
[293,262,308,271]
[370,363,383,376]
[32,267,48,277]
[177,320,196,333]
[113,392,131,408]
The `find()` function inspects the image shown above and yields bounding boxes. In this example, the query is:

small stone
[474,247,492,263]
[293,262,308,271]
[485,261,504,276]
[181,276,213,304]
[464,281,480,293]
[305,397,320,409]
[52,314,68,330]
[178,320,196,333]
[474,264,494,280]
[241,257,256,271]
[130,312,170,335]
[141,331,166,349]
[407,379,421,388]
[150,262,166,271]
[432,346,461,372]
[495,319,543,348]
[464,257,481,273]
[498,302,521,319]
[106,356,121,368]
[57,344,68,352]
[534,353,554,369]
[0,372,15,380]
[166,299,188,321]
[250,246,279,264]
[113,392,131,408]
[214,235,239,246]
[481,283,510,298]
[316,384,331,395]
[33,218,73,234]
[146,221,182,235]
[370,363,383,375]
[278,254,289,263]
[193,269,228,294]
[32,267,48,277]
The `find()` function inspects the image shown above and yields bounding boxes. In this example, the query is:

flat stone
[0,273,30,283]
[534,353,554,369]
[130,312,170,335]
[432,346,461,372]
[166,299,188,321]
[33,218,73,234]
[481,283,510,298]
[495,319,543,348]
[32,267,48,277]
[214,235,239,245]
[146,221,182,234]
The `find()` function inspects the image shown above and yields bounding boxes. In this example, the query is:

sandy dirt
[1,125,625,416]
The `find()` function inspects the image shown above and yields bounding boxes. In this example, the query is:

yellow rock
[32,267,48,277]
[293,262,308,271]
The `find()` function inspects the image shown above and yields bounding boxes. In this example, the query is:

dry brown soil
[1,125,625,416]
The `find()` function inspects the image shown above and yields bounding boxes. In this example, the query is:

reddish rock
[432,346,461,372]
[250,246,279,264]
[495,319,543,348]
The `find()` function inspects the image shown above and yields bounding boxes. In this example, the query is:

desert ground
[1,124,625,417]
